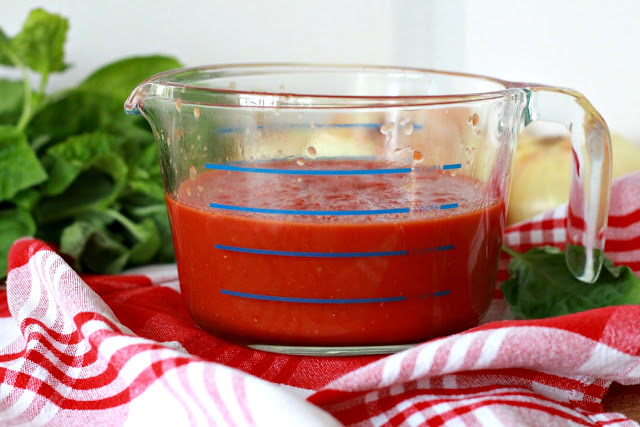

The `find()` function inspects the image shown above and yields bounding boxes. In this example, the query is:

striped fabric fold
[1,171,639,426]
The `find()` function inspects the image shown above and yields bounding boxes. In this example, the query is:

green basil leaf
[0,79,24,124]
[126,137,160,172]
[60,220,129,274]
[80,55,182,103]
[0,125,47,202]
[123,178,165,205]
[27,88,153,152]
[28,89,118,148]
[11,188,40,211]
[126,217,161,265]
[41,132,123,196]
[120,173,173,263]
[0,207,36,278]
[0,28,13,66]
[36,153,128,224]
[10,8,68,74]
[138,206,173,263]
[147,208,174,263]
[501,246,640,319]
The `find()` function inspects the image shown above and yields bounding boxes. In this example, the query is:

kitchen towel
[1,171,639,426]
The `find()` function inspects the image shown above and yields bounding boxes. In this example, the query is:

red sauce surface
[166,160,505,346]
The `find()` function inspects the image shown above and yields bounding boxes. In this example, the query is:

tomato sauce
[165,160,505,346]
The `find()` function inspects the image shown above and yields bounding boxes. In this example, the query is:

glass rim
[126,63,520,112]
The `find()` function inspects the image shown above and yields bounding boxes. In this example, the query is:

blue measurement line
[215,244,407,257]
[218,126,264,134]
[443,163,462,170]
[437,245,455,251]
[221,289,406,304]
[326,123,382,129]
[433,290,451,297]
[217,123,423,134]
[205,163,411,175]
[210,202,458,215]
[209,202,410,216]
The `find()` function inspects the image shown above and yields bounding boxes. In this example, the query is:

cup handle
[516,85,612,282]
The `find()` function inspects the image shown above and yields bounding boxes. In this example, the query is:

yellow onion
[507,132,640,225]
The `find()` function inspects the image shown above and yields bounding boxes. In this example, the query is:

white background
[2,0,639,140]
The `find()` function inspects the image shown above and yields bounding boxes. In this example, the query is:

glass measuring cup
[126,64,611,355]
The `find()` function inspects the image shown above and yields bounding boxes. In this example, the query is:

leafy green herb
[60,220,130,275]
[0,8,182,277]
[0,208,36,275]
[0,29,15,67]
[81,55,183,102]
[40,132,124,196]
[501,245,640,319]
[0,126,47,201]
[9,8,69,76]
[0,79,24,123]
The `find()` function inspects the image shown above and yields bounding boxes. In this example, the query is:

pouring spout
[124,83,148,116]
[124,78,190,118]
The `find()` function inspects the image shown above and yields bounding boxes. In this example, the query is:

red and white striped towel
[1,172,639,426]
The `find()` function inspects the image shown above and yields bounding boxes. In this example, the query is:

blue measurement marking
[437,245,455,251]
[219,126,262,134]
[443,163,462,170]
[217,122,423,134]
[326,123,381,129]
[209,203,410,216]
[221,289,406,304]
[215,244,407,257]
[440,203,459,210]
[205,163,411,175]
[433,290,451,297]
